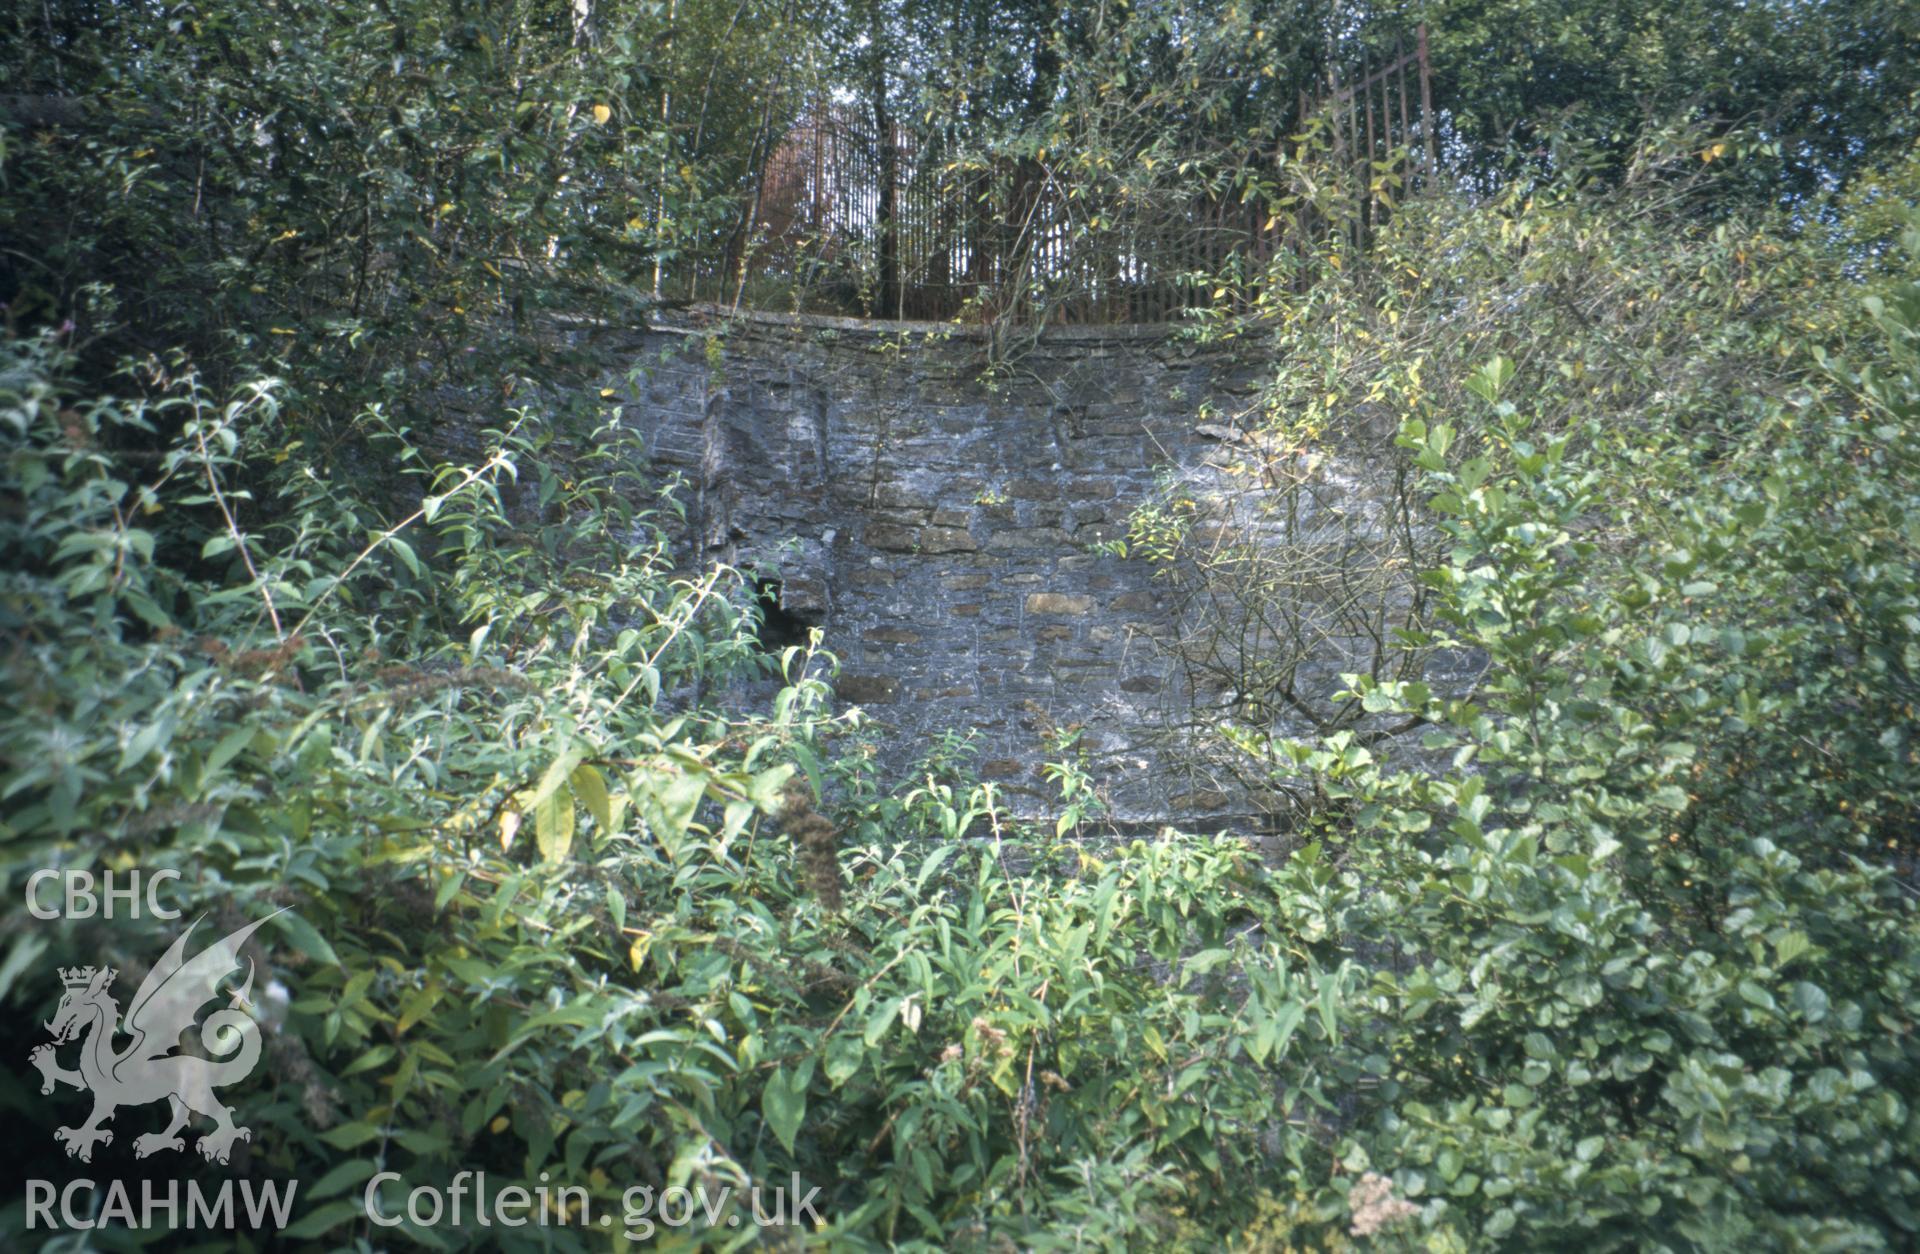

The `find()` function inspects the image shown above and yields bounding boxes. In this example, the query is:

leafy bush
[0,0,803,422]
[0,332,1368,1248]
[6,1,1919,1241]
[1225,174,1920,1246]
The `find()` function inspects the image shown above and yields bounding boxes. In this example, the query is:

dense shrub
[1218,163,1920,1246]
[5,0,1918,1242]
[0,332,1365,1247]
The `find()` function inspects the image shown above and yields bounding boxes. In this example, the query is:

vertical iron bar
[1397,44,1411,171]
[1419,23,1436,174]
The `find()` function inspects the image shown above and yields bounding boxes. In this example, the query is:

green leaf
[1465,355,1515,403]
[308,1159,378,1200]
[206,725,254,775]
[652,771,704,853]
[397,985,445,1035]
[433,869,466,910]
[1317,969,1342,1040]
[720,798,754,847]
[1254,1000,1305,1064]
[1184,947,1233,976]
[318,1122,382,1149]
[535,780,576,861]
[526,744,584,812]
[824,1035,865,1088]
[864,996,903,1046]
[915,845,954,893]
[747,762,797,811]
[272,911,341,965]
[0,935,49,1002]
[125,591,173,629]
[572,762,612,830]
[389,535,421,578]
[281,1200,366,1239]
[764,1066,806,1153]
[1790,982,1830,1022]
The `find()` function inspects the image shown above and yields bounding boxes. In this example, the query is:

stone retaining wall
[612,307,1287,828]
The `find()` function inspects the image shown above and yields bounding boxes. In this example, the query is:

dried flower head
[782,783,843,910]
[1348,1171,1418,1238]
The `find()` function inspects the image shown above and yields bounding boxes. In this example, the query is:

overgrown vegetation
[4,0,1919,1249]
[1231,148,1920,1245]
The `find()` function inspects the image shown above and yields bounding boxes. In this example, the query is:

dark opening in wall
[752,577,811,652]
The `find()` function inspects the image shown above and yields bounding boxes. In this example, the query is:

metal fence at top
[726,27,1435,324]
